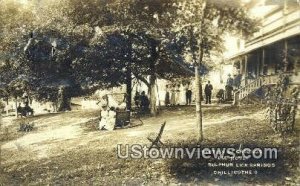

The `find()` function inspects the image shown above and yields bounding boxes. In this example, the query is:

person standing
[175,84,181,105]
[134,91,140,108]
[233,73,242,89]
[165,85,170,106]
[226,74,234,101]
[140,91,150,113]
[204,81,213,104]
[170,85,176,106]
[185,82,192,105]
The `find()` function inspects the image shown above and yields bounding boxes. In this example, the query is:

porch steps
[237,75,280,101]
[237,73,299,103]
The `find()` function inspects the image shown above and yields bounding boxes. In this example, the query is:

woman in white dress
[175,84,181,105]
[99,106,116,131]
[170,85,176,106]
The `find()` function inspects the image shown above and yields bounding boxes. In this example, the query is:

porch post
[284,39,288,72]
[245,55,248,85]
[262,48,266,75]
[240,59,243,74]
[256,51,260,77]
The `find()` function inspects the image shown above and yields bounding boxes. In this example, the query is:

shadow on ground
[165,118,300,185]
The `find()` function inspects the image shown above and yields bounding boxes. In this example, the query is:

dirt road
[1,105,263,161]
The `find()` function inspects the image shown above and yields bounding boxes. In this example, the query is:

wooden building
[226,1,300,101]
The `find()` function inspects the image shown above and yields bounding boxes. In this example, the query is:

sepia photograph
[0,0,299,185]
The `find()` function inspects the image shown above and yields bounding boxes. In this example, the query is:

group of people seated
[17,103,34,117]
[99,105,116,131]
[98,91,150,131]
[17,94,34,117]
[134,91,150,113]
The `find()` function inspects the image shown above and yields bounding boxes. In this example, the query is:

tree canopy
[0,0,258,107]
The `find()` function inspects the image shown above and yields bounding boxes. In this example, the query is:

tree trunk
[189,25,204,143]
[195,65,203,142]
[197,1,206,143]
[6,97,9,116]
[125,35,133,124]
[57,87,71,112]
[126,66,132,112]
[149,39,159,116]
[52,102,58,112]
[15,96,18,118]
[149,75,157,116]
[0,111,2,169]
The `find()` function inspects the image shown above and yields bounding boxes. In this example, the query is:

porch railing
[238,74,280,100]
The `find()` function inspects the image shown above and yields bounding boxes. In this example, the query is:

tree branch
[133,72,150,88]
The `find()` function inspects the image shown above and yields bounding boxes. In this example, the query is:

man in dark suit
[204,81,213,104]
[226,74,234,101]
[140,91,150,113]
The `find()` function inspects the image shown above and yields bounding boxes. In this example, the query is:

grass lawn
[0,105,299,185]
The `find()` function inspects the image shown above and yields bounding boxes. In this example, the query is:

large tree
[0,0,186,114]
[0,0,257,122]
[65,0,188,115]
[0,0,84,111]
[0,0,36,113]
[172,0,258,142]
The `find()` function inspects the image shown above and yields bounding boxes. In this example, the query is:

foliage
[71,0,188,82]
[265,75,298,134]
[0,0,258,105]
[172,0,258,67]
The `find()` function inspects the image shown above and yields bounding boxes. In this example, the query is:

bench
[115,110,130,128]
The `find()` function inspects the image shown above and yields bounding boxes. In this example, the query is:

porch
[231,34,300,101]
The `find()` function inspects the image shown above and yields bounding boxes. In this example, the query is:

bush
[265,74,298,134]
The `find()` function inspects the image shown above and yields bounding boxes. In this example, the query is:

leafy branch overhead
[173,0,258,66]
[0,0,258,102]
